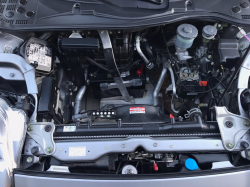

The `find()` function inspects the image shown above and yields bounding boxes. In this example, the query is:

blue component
[185,158,199,171]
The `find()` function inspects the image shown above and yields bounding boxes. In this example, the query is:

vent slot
[0,0,7,3]
[6,5,16,10]
[0,19,14,24]
[9,0,17,3]
[0,5,5,13]
[242,15,250,19]
[15,20,27,24]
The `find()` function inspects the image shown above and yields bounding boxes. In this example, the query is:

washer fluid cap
[185,158,199,170]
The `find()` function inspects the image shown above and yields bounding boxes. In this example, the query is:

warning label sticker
[129,107,145,114]
[69,147,86,157]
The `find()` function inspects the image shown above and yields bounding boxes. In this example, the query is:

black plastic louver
[0,5,5,13]
[242,15,250,19]
[6,4,16,10]
[8,0,18,3]
[15,20,27,24]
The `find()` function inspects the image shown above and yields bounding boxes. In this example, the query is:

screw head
[9,73,15,77]
[127,169,133,174]
[122,144,125,148]
[26,157,33,163]
[153,143,157,147]
[225,121,233,128]
[46,147,53,154]
[226,143,234,149]
[27,126,33,132]
[45,125,52,132]
[244,121,250,126]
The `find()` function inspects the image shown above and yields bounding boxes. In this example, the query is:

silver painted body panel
[14,169,250,187]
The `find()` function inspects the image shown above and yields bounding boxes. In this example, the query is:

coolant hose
[142,38,155,62]
[135,36,154,70]
[74,86,86,115]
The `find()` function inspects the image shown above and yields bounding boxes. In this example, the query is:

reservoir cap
[185,158,199,170]
[177,24,198,39]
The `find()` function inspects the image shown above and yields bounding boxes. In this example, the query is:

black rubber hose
[85,57,109,72]
[142,40,155,61]
[57,67,64,89]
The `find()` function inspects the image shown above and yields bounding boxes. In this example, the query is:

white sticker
[48,165,69,173]
[69,147,86,157]
[63,126,76,132]
[129,107,145,114]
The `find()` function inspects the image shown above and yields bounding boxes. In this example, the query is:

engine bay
[2,20,250,176]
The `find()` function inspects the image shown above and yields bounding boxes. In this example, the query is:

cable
[85,57,109,72]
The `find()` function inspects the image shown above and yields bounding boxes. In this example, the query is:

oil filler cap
[185,158,199,170]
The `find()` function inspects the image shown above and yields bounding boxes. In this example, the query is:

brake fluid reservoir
[175,24,198,50]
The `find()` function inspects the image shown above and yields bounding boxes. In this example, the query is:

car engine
[1,21,250,179]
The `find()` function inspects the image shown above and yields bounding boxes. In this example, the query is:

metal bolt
[207,55,212,59]
[105,147,108,150]
[211,62,214,65]
[27,157,33,163]
[27,126,33,132]
[225,121,233,128]
[9,73,15,77]
[216,144,219,147]
[170,145,173,148]
[153,143,157,147]
[60,148,62,151]
[21,95,26,100]
[122,144,125,148]
[45,125,52,132]
[46,147,53,154]
[244,121,250,126]
[218,24,221,28]
[226,143,234,149]
[118,31,121,34]
[127,169,133,174]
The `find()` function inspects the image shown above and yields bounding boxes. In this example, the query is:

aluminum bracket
[215,106,250,151]
[27,122,56,155]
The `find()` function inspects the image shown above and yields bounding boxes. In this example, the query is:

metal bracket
[27,122,56,155]
[238,51,250,118]
[98,30,131,102]
[184,108,202,119]
[100,79,142,91]
[215,107,250,151]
